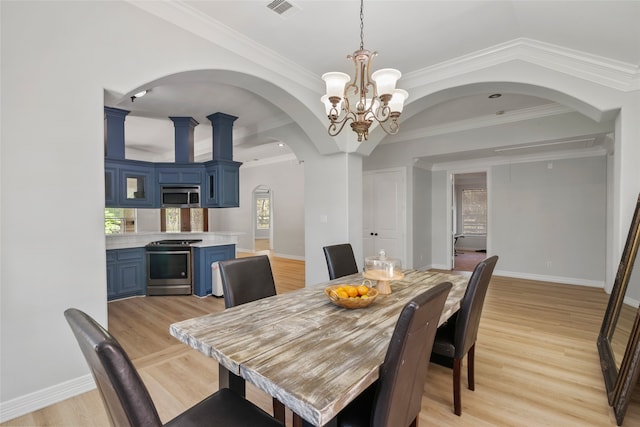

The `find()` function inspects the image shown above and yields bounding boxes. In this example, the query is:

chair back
[323,243,358,280]
[372,281,452,427]
[218,255,277,309]
[454,255,498,358]
[64,308,162,427]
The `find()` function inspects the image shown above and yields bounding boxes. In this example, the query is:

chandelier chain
[359,0,364,51]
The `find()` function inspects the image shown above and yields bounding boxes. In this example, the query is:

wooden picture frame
[598,193,640,425]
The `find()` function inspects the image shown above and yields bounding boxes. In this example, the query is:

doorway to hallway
[451,172,488,271]
[253,185,272,252]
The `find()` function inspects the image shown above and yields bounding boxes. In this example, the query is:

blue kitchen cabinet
[155,163,204,185]
[118,162,155,208]
[204,160,241,208]
[193,244,235,297]
[105,159,156,208]
[104,165,117,207]
[107,248,146,301]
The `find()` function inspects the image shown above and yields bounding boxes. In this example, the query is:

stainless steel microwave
[160,185,201,208]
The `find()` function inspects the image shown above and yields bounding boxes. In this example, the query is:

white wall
[210,159,305,259]
[425,155,607,285]
[490,155,607,285]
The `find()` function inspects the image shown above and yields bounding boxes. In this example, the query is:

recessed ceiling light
[277,143,285,147]
[488,93,502,99]
[130,89,149,102]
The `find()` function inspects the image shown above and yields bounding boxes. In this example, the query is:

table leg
[218,364,245,396]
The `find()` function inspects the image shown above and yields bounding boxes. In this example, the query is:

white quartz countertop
[106,232,241,250]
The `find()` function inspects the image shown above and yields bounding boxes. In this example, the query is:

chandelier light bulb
[388,89,408,114]
[322,72,350,103]
[371,68,401,100]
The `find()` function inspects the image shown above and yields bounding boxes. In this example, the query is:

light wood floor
[454,250,487,272]
[5,254,640,426]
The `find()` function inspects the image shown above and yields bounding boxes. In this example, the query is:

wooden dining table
[170,269,469,426]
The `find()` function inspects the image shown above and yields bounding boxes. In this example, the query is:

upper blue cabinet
[103,108,241,208]
[155,163,204,185]
[105,159,156,208]
[204,160,242,208]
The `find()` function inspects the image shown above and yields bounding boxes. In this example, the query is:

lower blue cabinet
[193,245,235,297]
[107,248,146,300]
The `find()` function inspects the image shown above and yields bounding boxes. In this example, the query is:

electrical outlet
[546,260,552,268]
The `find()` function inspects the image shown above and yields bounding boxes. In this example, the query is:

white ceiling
[111,0,640,164]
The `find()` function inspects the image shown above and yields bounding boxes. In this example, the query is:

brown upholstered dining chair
[217,255,286,423]
[64,308,283,427]
[323,243,359,280]
[334,281,453,427]
[431,255,499,416]
[218,255,277,309]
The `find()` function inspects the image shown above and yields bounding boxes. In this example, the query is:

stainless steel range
[145,239,202,296]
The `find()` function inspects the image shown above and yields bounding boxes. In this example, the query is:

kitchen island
[106,232,240,299]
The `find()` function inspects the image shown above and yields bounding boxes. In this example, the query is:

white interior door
[363,169,406,265]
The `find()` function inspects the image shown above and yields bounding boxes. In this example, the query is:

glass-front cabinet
[105,159,155,208]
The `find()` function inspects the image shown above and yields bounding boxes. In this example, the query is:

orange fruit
[336,290,349,299]
[346,286,358,298]
[357,285,369,296]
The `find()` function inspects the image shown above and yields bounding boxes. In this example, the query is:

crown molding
[429,145,607,172]
[125,0,320,91]
[388,103,573,144]
[403,38,639,92]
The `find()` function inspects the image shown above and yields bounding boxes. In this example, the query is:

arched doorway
[253,185,272,254]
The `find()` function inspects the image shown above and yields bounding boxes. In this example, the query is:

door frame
[363,167,407,267]
[252,185,273,252]
[447,169,490,270]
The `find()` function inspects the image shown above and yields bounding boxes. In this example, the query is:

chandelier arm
[328,113,355,137]
[372,104,391,123]
[374,115,400,136]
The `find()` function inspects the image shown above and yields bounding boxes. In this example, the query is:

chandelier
[321,0,408,142]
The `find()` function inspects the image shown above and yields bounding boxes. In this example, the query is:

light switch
[320,215,328,224]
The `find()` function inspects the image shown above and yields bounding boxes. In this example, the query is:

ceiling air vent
[266,0,300,17]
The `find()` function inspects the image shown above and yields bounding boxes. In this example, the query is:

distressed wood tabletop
[170,270,468,426]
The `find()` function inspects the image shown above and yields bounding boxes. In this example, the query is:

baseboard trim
[0,374,95,423]
[272,252,305,261]
[418,264,605,288]
[493,269,604,288]
[237,248,305,261]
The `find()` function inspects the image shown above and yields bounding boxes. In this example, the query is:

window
[105,208,136,234]
[256,197,270,230]
[161,208,208,232]
[461,189,487,235]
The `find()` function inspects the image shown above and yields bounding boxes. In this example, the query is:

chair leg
[453,357,462,416]
[273,398,285,424]
[468,344,475,391]
[293,412,303,427]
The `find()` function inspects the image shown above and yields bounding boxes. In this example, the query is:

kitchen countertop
[105,232,241,250]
